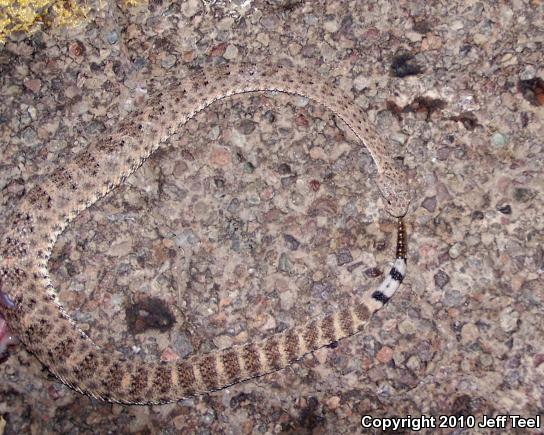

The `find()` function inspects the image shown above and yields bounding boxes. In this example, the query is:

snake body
[0,62,410,404]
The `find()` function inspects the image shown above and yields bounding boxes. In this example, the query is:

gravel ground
[0,0,543,433]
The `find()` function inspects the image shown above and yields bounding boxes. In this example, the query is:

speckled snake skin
[0,62,411,404]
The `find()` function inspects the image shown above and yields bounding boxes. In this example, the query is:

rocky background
[0,0,543,433]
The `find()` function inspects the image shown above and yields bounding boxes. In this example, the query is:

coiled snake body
[0,63,410,404]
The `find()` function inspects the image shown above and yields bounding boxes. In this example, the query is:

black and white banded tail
[371,219,406,305]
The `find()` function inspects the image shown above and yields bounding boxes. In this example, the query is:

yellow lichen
[0,0,147,44]
[0,0,88,43]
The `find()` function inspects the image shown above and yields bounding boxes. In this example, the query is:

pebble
[237,119,257,135]
[325,396,341,410]
[513,187,535,203]
[23,78,41,93]
[257,33,269,46]
[461,322,479,343]
[106,31,118,44]
[309,146,327,160]
[434,270,450,288]
[443,290,464,307]
[499,307,519,332]
[405,31,422,42]
[181,0,201,17]
[472,210,485,220]
[376,346,394,363]
[491,132,508,147]
[398,319,416,335]
[448,242,464,259]
[277,163,291,175]
[223,44,239,60]
[279,290,295,311]
[161,55,177,69]
[109,239,133,257]
[281,175,297,188]
[283,234,300,251]
[171,332,194,358]
[243,162,255,173]
[421,196,436,212]
[278,253,292,272]
[336,249,353,266]
[406,355,421,371]
[364,267,382,278]
[160,347,179,362]
[324,19,339,33]
[209,147,231,166]
[450,20,465,31]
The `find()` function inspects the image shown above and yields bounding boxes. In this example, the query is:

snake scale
[0,62,411,404]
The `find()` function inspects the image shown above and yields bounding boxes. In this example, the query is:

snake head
[377,172,412,218]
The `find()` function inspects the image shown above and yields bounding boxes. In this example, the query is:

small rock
[471,210,484,220]
[106,31,118,44]
[421,196,436,212]
[309,146,327,160]
[312,281,336,299]
[223,44,239,60]
[336,249,353,266]
[347,261,363,272]
[448,243,464,259]
[210,42,227,57]
[281,175,297,188]
[405,31,422,42]
[436,147,451,161]
[181,0,201,17]
[491,132,508,147]
[479,353,494,367]
[209,147,231,166]
[68,40,85,57]
[263,110,276,123]
[295,113,309,127]
[461,322,479,343]
[398,319,416,335]
[406,355,421,371]
[434,270,450,288]
[256,33,269,46]
[243,162,255,173]
[160,347,179,362]
[283,234,300,251]
[376,346,394,363]
[161,55,176,69]
[237,119,257,135]
[24,79,41,93]
[364,267,382,278]
[513,187,536,203]
[109,239,133,256]
[309,180,321,192]
[278,253,292,273]
[126,298,175,334]
[171,332,194,358]
[277,163,291,174]
[391,52,423,78]
[443,290,464,307]
[450,20,465,30]
[227,198,240,213]
[325,396,341,410]
[279,291,295,311]
[499,307,519,332]
[324,19,339,33]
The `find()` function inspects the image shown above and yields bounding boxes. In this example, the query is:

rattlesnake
[0,62,411,405]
